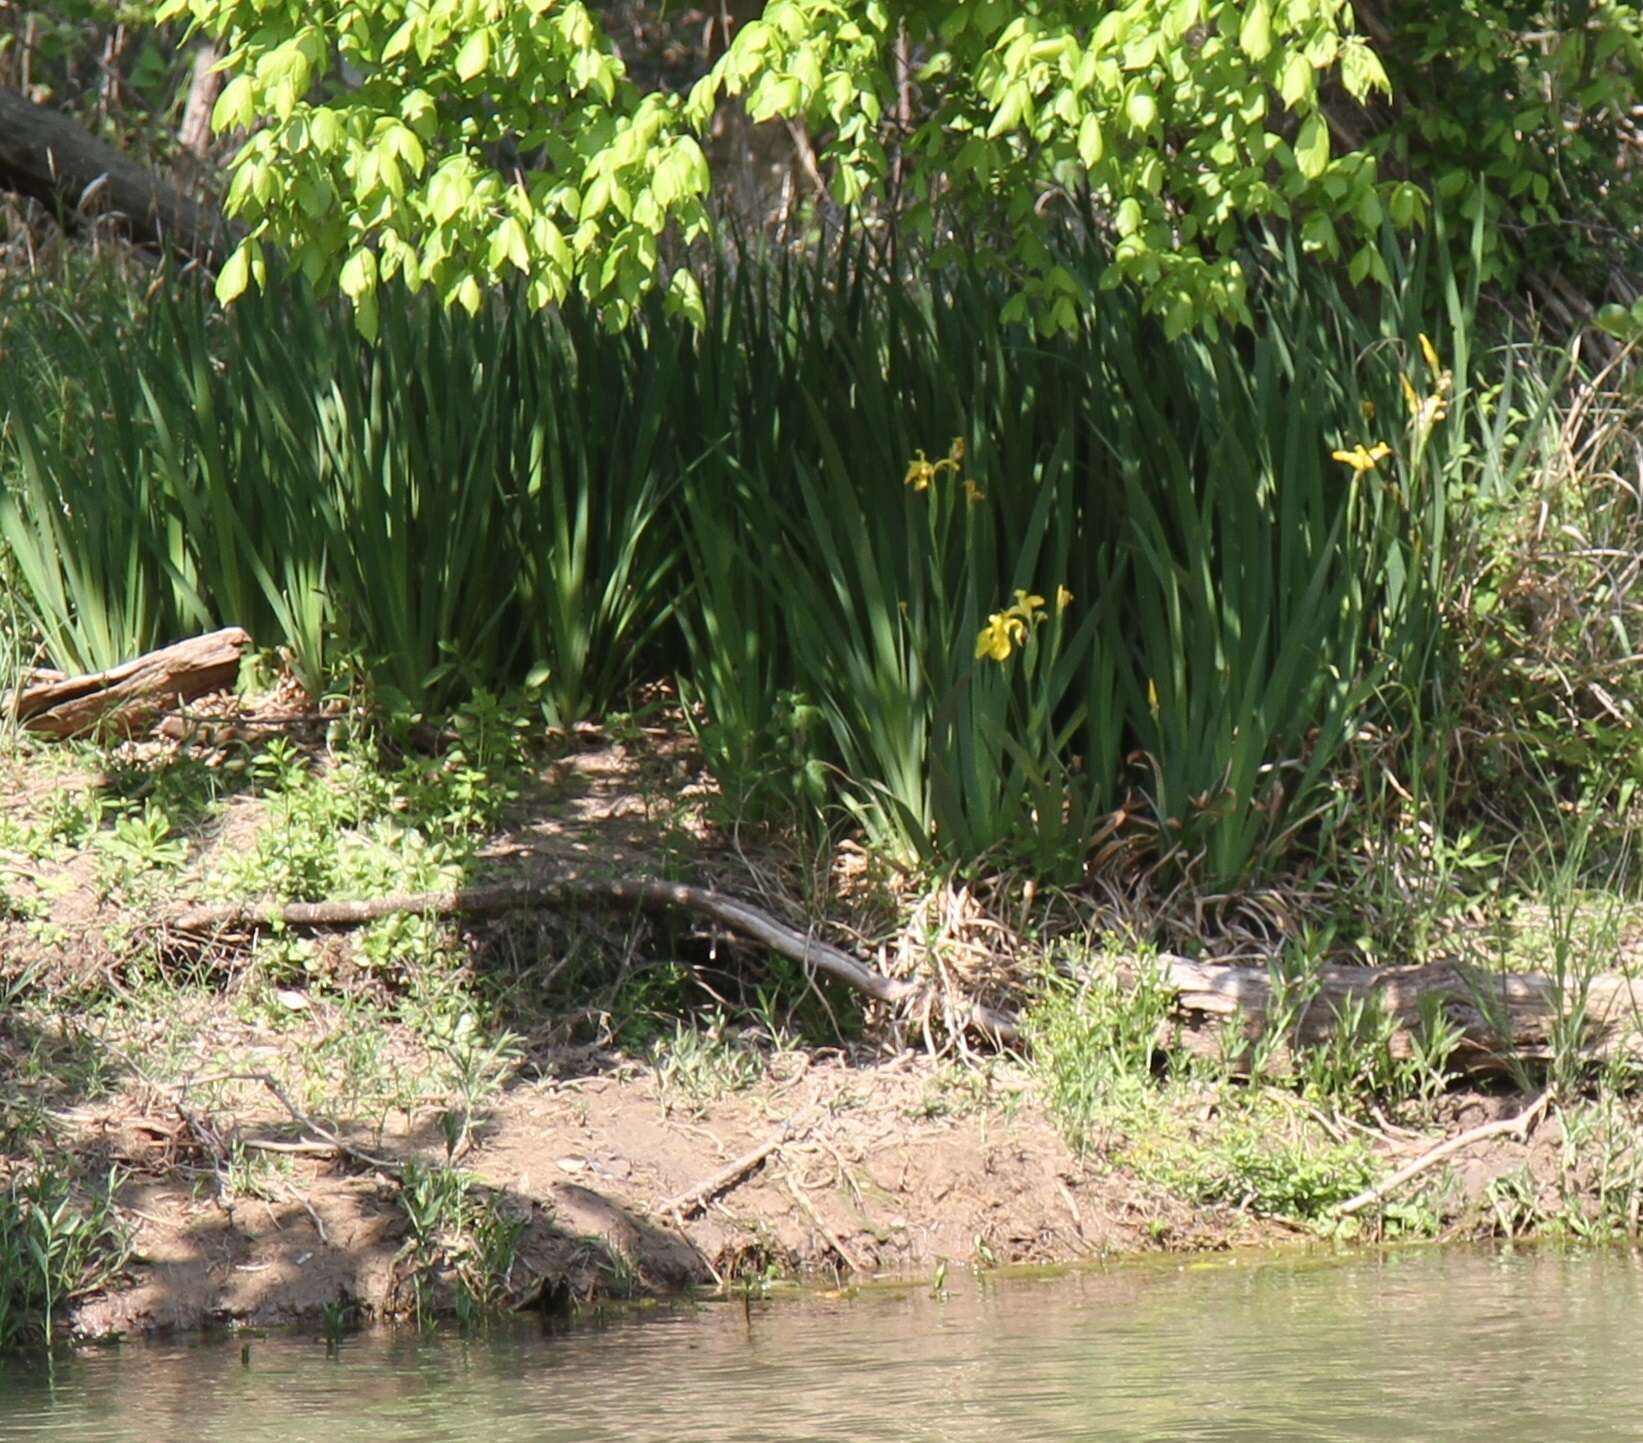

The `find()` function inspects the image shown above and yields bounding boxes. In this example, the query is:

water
[3,1248,1641,1442]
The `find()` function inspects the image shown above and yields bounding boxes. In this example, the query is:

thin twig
[784,1173,867,1274]
[219,1073,399,1174]
[296,1192,331,1246]
[240,1137,347,1157]
[658,1127,794,1220]
[1336,1091,1551,1217]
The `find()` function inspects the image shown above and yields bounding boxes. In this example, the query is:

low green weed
[0,1165,132,1351]
[1023,946,1175,1155]
[649,1011,764,1115]
[395,1159,527,1324]
[1129,1089,1377,1225]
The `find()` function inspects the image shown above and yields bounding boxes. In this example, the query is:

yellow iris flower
[904,437,967,491]
[1331,442,1393,473]
[975,588,1055,662]
[975,610,1028,660]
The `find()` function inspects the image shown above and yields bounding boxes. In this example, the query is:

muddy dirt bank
[43,1045,1576,1341]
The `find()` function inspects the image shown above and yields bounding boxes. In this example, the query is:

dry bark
[0,83,234,264]
[176,43,224,159]
[5,627,250,738]
[1155,953,1643,1076]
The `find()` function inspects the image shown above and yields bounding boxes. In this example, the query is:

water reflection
[2,1249,1640,1442]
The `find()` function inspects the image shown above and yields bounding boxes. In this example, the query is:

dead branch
[163,870,1643,1071]
[167,874,1026,1045]
[658,1127,794,1219]
[1336,1091,1551,1216]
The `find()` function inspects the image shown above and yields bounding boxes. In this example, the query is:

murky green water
[3,1248,1641,1441]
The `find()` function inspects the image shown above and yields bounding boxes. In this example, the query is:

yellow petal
[1419,333,1440,376]
[1331,446,1374,473]
[1056,585,1073,611]
[976,616,1014,662]
[1399,373,1420,417]
[948,437,966,465]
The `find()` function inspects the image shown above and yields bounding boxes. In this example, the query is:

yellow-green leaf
[1238,0,1272,62]
[214,242,251,304]
[1280,52,1313,110]
[1294,114,1329,179]
[665,268,705,327]
[1340,40,1390,102]
[339,247,378,299]
[455,29,490,83]
[1077,113,1104,168]
[211,74,254,134]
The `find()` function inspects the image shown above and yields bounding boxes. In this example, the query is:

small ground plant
[0,1165,132,1351]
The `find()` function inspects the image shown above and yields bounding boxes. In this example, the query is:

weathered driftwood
[167,876,1024,1044]
[166,873,1643,1069]
[0,84,235,264]
[6,627,250,738]
[1153,954,1643,1076]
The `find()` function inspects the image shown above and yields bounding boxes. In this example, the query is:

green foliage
[150,0,1642,336]
[648,1010,766,1115]
[0,276,678,715]
[2,234,1484,885]
[1134,1088,1376,1222]
[1377,0,1643,295]
[161,0,1403,334]
[395,1159,526,1323]
[214,705,526,921]
[1023,948,1175,1155]
[0,1165,132,1351]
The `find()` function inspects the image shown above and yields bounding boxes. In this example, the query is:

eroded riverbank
[12,1031,1621,1342]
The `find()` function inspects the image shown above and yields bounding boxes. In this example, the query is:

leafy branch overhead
[158,0,1640,335]
[166,0,1401,336]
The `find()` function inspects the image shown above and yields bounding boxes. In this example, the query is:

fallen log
[1153,953,1643,1076]
[0,84,235,265]
[5,627,250,738]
